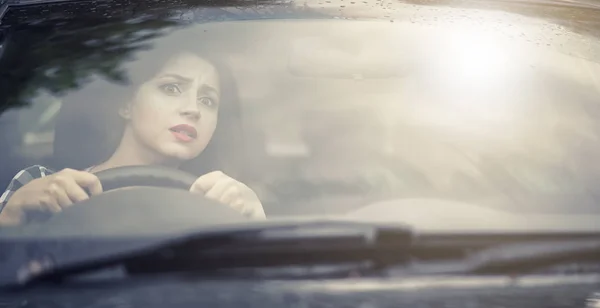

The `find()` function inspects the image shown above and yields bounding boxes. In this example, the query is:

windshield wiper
[391,233,600,276]
[3,221,600,289]
[0,220,413,288]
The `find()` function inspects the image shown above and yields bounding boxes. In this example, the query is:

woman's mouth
[169,124,198,143]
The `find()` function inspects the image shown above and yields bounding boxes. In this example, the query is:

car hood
[345,198,600,235]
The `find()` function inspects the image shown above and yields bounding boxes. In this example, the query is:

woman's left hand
[189,171,266,219]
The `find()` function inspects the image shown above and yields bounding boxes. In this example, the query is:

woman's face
[123,52,221,162]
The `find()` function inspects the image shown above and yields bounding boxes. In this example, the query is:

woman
[0,41,265,226]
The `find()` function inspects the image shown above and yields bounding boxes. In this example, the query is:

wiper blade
[0,219,412,288]
[469,239,600,274]
[392,233,600,276]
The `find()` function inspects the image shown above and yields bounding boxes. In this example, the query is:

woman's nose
[179,94,201,121]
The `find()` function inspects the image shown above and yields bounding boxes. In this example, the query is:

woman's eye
[159,83,182,95]
[198,97,217,108]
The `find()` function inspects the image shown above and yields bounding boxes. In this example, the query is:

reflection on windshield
[1,3,600,217]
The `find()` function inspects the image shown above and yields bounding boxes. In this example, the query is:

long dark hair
[53,30,243,177]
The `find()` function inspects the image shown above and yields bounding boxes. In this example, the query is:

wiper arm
[469,239,600,274]
[392,234,600,276]
[1,220,412,288]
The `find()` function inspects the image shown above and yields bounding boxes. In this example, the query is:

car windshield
[1,0,600,222]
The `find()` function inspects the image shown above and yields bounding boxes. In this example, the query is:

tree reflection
[0,19,174,115]
[0,0,321,115]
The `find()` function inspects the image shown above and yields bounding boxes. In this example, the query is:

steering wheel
[0,167,252,286]
[94,165,198,192]
[19,165,248,237]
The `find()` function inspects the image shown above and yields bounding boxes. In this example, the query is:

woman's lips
[169,124,198,143]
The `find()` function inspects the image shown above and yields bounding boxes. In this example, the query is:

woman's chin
[158,143,204,162]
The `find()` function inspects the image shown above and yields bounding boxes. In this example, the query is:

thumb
[190,171,226,193]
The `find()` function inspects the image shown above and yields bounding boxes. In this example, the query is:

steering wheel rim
[22,165,249,226]
[94,165,198,192]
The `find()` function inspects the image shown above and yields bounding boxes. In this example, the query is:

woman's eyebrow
[159,73,194,83]
[199,84,219,96]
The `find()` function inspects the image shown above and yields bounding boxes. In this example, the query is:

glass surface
[1,0,600,219]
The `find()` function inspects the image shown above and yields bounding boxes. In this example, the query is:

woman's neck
[91,129,179,173]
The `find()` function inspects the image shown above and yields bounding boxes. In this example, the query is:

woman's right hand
[0,169,103,226]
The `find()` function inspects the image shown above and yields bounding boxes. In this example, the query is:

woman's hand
[0,169,103,226]
[189,171,266,219]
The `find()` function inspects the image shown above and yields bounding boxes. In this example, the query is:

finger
[190,171,227,193]
[230,198,245,210]
[230,196,265,218]
[204,178,237,201]
[61,169,103,196]
[38,196,62,213]
[253,207,267,219]
[52,187,73,208]
[46,201,63,213]
[240,205,263,219]
[219,186,240,205]
[244,203,267,219]
[42,183,68,212]
[63,180,91,204]
[86,176,103,196]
